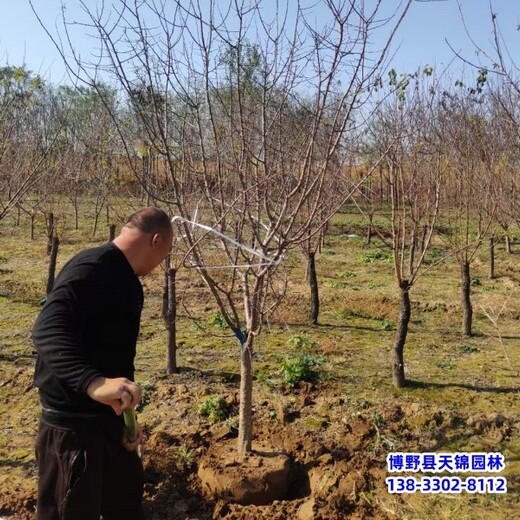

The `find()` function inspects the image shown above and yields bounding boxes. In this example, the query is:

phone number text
[386,476,507,494]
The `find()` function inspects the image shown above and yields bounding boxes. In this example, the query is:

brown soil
[198,440,290,505]
[1,373,519,519]
[135,383,415,519]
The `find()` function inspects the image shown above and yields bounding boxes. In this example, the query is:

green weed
[209,311,228,329]
[136,380,156,412]
[197,395,230,423]
[372,411,385,428]
[175,445,195,469]
[359,251,392,263]
[281,353,324,387]
[423,248,445,265]
[325,280,346,289]
[435,360,455,370]
[381,320,394,330]
[287,335,317,350]
[255,371,275,386]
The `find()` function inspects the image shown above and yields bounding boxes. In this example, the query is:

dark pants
[35,418,145,520]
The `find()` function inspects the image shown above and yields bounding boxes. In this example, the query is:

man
[32,207,173,520]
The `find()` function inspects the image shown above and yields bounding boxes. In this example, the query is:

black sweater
[33,242,143,423]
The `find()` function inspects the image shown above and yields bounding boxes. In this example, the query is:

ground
[0,203,519,519]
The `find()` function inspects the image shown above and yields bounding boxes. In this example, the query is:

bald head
[124,207,173,236]
[114,207,173,276]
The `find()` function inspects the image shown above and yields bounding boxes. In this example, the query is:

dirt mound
[198,440,291,505]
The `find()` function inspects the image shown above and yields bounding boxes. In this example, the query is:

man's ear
[151,233,161,247]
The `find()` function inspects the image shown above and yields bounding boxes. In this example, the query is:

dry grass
[1,203,519,518]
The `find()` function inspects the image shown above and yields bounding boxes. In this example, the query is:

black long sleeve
[33,242,143,417]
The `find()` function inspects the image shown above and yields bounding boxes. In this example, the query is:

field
[1,204,519,519]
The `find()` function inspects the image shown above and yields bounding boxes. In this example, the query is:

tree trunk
[46,235,59,295]
[93,209,100,237]
[162,257,169,320]
[166,267,177,374]
[109,224,116,242]
[392,281,411,388]
[74,200,79,230]
[409,230,416,274]
[318,223,328,253]
[379,166,384,203]
[420,225,428,255]
[30,212,35,240]
[505,234,512,254]
[46,212,54,255]
[307,251,319,326]
[238,333,254,456]
[489,236,495,280]
[461,261,473,336]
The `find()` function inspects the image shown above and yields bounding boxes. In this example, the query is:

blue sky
[1,1,519,83]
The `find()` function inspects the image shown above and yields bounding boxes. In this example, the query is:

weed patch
[359,251,392,263]
[209,311,228,329]
[287,335,317,350]
[197,395,231,423]
[281,353,325,387]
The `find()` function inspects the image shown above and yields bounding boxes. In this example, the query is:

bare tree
[0,66,63,222]
[437,84,496,336]
[450,3,520,256]
[34,0,412,455]
[365,69,442,387]
[487,82,520,253]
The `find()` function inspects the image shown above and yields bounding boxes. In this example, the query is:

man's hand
[86,376,142,415]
